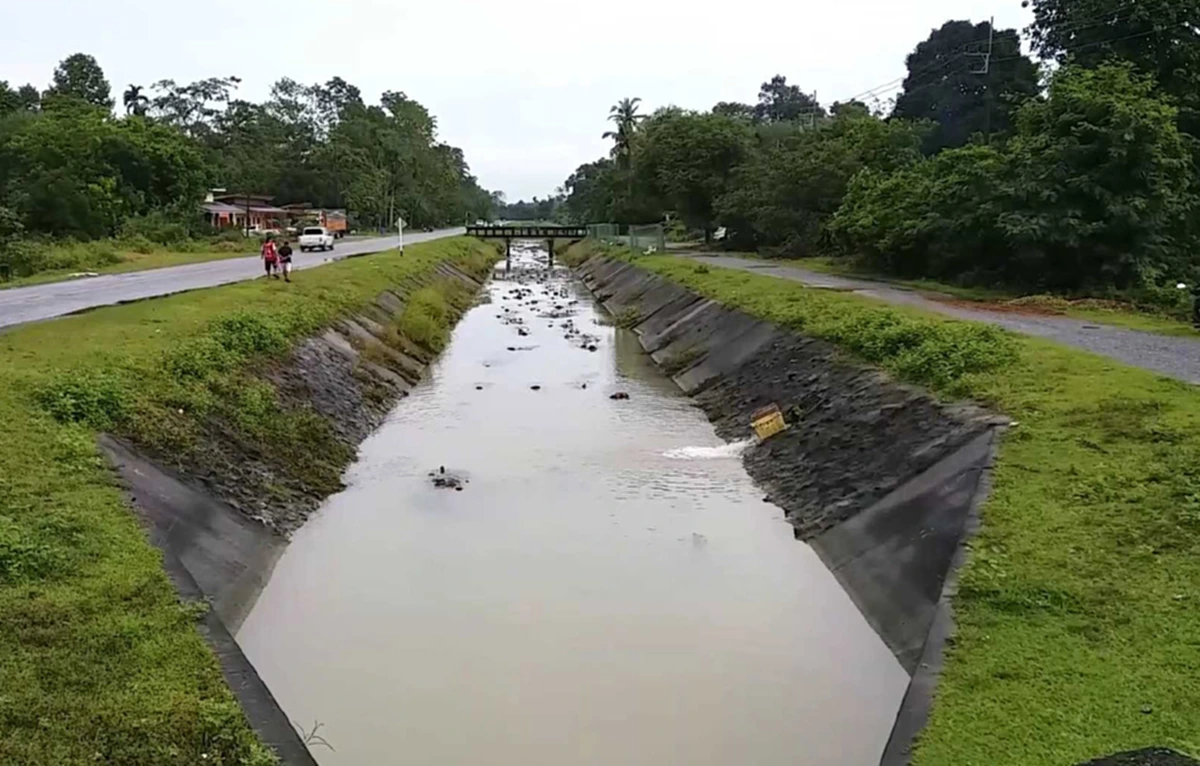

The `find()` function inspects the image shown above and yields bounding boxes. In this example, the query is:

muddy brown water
[237,244,909,765]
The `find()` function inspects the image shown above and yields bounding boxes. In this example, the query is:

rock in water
[609,392,630,400]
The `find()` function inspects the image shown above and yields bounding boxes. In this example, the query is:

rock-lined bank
[574,254,1000,763]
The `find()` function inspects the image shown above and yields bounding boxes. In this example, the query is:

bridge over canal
[465,224,589,267]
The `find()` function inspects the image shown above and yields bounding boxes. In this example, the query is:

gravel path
[683,254,1200,385]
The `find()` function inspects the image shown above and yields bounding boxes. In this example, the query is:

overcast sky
[1,0,1033,201]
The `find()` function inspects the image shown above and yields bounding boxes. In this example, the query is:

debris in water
[531,385,541,391]
[507,347,516,352]
[429,466,468,490]
[587,345,598,352]
[476,385,483,390]
[581,383,587,389]
[610,392,630,400]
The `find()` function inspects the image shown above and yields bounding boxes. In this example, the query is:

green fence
[629,223,665,254]
[587,223,620,240]
[587,222,665,255]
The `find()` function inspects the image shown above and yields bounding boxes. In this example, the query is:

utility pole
[969,17,996,142]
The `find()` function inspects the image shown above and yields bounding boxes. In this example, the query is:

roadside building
[202,193,289,233]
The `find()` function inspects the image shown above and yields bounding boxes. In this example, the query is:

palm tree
[602,97,644,164]
[123,84,148,117]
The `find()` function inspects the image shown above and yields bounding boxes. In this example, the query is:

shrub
[211,313,290,357]
[122,234,157,255]
[119,211,192,246]
[398,287,451,350]
[35,371,130,429]
[830,63,1200,293]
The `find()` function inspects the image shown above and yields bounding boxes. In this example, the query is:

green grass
[0,237,497,765]
[569,242,1200,765]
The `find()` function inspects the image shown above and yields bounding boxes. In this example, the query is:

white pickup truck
[298,226,335,252]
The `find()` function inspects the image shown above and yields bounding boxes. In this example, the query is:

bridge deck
[466,225,588,239]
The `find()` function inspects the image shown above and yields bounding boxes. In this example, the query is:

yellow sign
[751,404,788,441]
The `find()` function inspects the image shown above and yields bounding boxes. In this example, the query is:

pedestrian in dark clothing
[278,240,294,283]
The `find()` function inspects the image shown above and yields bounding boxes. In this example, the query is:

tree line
[561,0,1200,298]
[0,54,497,252]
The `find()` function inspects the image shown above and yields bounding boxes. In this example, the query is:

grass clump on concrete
[0,237,495,765]
[567,241,1200,765]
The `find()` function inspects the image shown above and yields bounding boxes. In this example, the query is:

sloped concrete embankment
[575,255,1001,764]
[102,260,488,765]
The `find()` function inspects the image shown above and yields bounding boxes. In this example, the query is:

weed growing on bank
[0,237,495,765]
[567,241,1200,765]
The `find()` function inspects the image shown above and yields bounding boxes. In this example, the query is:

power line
[813,8,1172,113]
[990,27,1163,64]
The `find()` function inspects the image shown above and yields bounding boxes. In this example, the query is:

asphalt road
[0,228,464,330]
[683,254,1200,385]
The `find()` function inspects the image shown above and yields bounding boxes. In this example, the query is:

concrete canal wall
[575,255,1004,763]
[101,259,490,765]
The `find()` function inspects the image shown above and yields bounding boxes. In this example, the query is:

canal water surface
[237,245,909,765]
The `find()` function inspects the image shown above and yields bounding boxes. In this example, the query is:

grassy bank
[568,242,1200,765]
[0,237,496,765]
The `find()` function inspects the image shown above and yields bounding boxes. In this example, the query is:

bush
[122,234,157,254]
[0,239,51,279]
[211,313,290,357]
[398,287,451,350]
[830,63,1200,293]
[35,371,130,429]
[120,211,191,246]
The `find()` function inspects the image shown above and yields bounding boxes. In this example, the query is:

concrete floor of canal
[237,244,909,765]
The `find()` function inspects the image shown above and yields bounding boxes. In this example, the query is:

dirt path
[681,254,1200,385]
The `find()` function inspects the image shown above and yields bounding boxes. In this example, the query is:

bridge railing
[465,225,589,240]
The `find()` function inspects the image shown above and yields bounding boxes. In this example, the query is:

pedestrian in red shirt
[261,236,279,279]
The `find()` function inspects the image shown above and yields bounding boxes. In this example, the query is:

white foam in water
[662,439,754,460]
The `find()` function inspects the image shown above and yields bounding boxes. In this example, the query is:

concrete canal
[236,244,908,765]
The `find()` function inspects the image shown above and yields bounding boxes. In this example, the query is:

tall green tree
[893,20,1039,151]
[833,63,1198,290]
[0,107,208,238]
[712,101,756,121]
[149,77,242,140]
[754,75,824,123]
[44,53,113,110]
[718,111,926,252]
[122,85,148,117]
[562,158,619,223]
[603,97,644,164]
[635,110,753,240]
[1028,0,1200,136]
